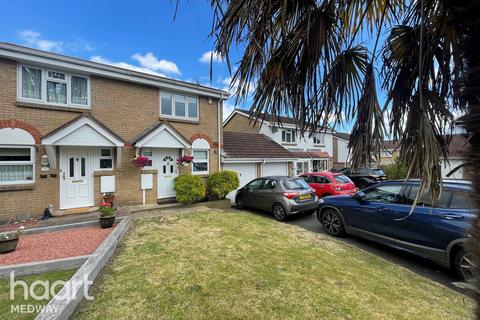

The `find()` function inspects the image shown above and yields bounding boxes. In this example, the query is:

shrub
[99,202,117,217]
[381,159,409,180]
[206,170,240,200]
[174,174,205,204]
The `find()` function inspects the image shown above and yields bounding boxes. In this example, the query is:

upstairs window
[281,129,296,143]
[18,65,90,108]
[313,133,325,145]
[160,91,198,120]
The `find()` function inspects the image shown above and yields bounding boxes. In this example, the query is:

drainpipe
[218,94,223,171]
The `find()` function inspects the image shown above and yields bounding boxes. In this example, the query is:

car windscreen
[333,175,351,184]
[283,179,311,190]
[371,169,385,176]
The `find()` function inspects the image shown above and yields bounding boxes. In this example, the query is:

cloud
[219,76,256,97]
[131,52,180,75]
[19,30,63,52]
[199,50,223,63]
[90,55,166,77]
[18,30,94,53]
[223,102,236,120]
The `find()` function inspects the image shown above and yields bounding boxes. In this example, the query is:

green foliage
[206,170,240,200]
[99,206,117,217]
[381,159,409,180]
[174,174,205,204]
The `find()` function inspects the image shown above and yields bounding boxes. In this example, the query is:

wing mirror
[353,191,366,200]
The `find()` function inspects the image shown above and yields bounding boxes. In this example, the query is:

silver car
[235,176,319,221]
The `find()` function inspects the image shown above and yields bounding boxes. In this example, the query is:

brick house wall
[223,113,260,134]
[0,57,222,220]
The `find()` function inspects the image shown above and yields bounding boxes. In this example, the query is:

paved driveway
[233,207,468,293]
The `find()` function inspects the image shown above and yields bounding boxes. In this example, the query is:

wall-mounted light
[41,154,50,172]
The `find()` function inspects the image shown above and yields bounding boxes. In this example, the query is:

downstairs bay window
[0,147,35,185]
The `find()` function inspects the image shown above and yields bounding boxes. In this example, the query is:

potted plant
[177,155,194,167]
[0,226,24,254]
[98,202,117,228]
[132,156,152,169]
[102,192,115,205]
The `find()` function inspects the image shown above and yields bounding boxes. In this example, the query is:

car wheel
[236,196,245,209]
[320,208,345,237]
[454,249,476,282]
[272,203,287,221]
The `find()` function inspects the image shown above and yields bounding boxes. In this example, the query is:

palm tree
[209,0,480,314]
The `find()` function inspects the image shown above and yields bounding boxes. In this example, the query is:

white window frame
[0,145,35,185]
[192,149,209,175]
[141,148,154,169]
[160,91,199,121]
[281,129,296,143]
[99,148,114,170]
[313,132,325,145]
[17,65,91,109]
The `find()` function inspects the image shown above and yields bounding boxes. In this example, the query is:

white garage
[224,163,257,202]
[262,162,288,176]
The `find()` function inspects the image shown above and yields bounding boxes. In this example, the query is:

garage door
[224,163,257,202]
[262,162,288,176]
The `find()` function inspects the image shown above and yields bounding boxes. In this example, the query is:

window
[18,65,90,108]
[363,185,402,203]
[404,186,451,208]
[283,179,311,190]
[192,150,209,174]
[141,149,153,168]
[313,133,325,145]
[99,148,113,170]
[295,161,309,175]
[281,129,296,143]
[246,179,263,191]
[0,147,35,185]
[333,175,351,184]
[262,179,277,190]
[450,192,472,209]
[160,91,198,120]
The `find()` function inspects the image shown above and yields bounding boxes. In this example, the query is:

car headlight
[318,198,324,204]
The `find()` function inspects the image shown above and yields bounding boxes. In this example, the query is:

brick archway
[189,133,214,147]
[0,119,42,144]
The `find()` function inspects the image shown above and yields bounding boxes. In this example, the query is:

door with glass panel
[60,147,93,209]
[155,148,179,198]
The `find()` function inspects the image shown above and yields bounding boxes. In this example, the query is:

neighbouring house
[332,132,350,169]
[222,131,296,201]
[379,135,470,179]
[224,108,350,174]
[0,42,228,221]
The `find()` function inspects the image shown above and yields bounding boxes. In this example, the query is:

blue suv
[317,180,477,281]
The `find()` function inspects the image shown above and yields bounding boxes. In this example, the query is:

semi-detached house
[0,43,228,221]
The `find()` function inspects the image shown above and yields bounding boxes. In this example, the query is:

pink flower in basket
[177,155,194,165]
[132,156,152,169]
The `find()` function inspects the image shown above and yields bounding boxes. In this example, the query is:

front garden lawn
[75,210,474,320]
[0,270,75,320]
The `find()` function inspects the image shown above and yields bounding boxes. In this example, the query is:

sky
[0,0,244,119]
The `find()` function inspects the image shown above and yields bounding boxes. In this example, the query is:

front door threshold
[156,197,177,205]
[54,206,98,217]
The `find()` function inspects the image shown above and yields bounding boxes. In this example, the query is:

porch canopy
[41,115,125,169]
[132,122,191,149]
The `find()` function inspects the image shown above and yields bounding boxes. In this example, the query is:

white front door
[155,148,179,198]
[60,147,94,209]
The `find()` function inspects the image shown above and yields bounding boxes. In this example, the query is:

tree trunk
[460,1,480,317]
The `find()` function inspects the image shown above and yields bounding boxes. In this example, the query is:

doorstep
[53,206,99,217]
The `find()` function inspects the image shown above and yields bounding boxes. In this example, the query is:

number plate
[299,194,311,200]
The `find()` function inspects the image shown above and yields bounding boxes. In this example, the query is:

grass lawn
[0,270,75,320]
[75,210,474,320]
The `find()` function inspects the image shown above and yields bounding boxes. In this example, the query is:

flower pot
[99,216,116,228]
[0,237,19,254]
[182,163,189,167]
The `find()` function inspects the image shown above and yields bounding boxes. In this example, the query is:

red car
[300,171,357,198]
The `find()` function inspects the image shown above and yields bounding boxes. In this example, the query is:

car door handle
[377,207,391,213]
[441,214,464,220]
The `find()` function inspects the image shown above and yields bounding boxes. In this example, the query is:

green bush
[174,174,205,204]
[381,159,409,180]
[206,170,240,200]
